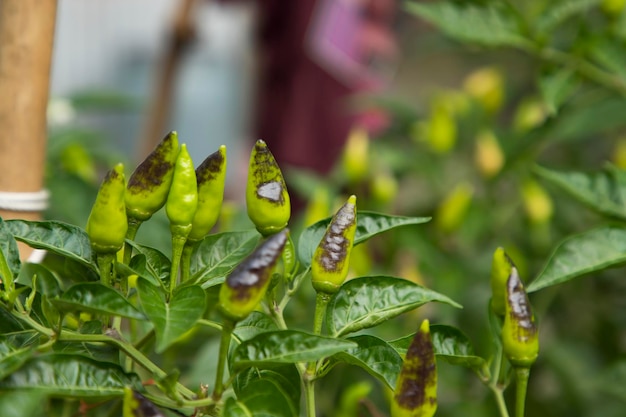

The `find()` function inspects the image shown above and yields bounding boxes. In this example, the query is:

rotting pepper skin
[311,195,357,294]
[126,131,180,221]
[218,229,288,322]
[490,247,515,317]
[165,143,198,231]
[245,140,291,236]
[391,319,437,417]
[86,163,128,254]
[502,267,539,368]
[188,145,227,242]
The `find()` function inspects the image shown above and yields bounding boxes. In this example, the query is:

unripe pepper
[218,229,288,322]
[188,145,227,242]
[246,140,291,236]
[490,247,514,317]
[391,319,437,417]
[502,267,539,368]
[86,163,128,254]
[126,131,180,222]
[166,143,198,231]
[311,195,357,294]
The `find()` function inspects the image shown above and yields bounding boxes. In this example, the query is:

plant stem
[97,253,116,287]
[169,229,189,297]
[57,331,196,399]
[304,377,317,417]
[492,387,511,417]
[123,217,142,264]
[180,241,194,283]
[303,292,332,417]
[212,318,235,401]
[515,367,530,417]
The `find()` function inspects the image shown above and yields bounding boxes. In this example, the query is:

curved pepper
[126,131,180,221]
[502,267,539,368]
[188,145,227,242]
[86,163,128,254]
[165,143,198,231]
[490,247,514,317]
[311,195,357,294]
[391,319,437,417]
[218,229,288,321]
[245,140,291,236]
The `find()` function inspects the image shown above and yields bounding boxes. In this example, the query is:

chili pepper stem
[97,253,116,288]
[123,217,142,265]
[212,318,235,401]
[492,387,511,417]
[169,225,191,297]
[180,242,194,283]
[514,367,530,417]
[304,377,317,417]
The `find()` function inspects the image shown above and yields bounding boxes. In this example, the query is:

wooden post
[0,0,58,258]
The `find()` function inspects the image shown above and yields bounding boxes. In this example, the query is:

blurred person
[231,0,397,174]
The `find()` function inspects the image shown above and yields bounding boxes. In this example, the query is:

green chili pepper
[502,267,539,368]
[391,319,437,417]
[126,131,180,222]
[165,143,198,294]
[188,145,227,242]
[490,247,514,317]
[218,229,288,321]
[311,195,357,294]
[86,163,128,254]
[246,140,291,236]
[123,387,165,417]
[166,143,198,231]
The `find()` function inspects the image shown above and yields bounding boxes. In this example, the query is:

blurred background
[39,0,626,416]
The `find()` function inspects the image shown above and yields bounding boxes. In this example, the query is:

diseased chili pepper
[86,163,128,254]
[126,131,180,222]
[245,140,290,236]
[391,319,437,417]
[311,195,357,295]
[166,143,199,295]
[502,267,539,368]
[490,247,515,317]
[188,145,227,242]
[218,229,288,322]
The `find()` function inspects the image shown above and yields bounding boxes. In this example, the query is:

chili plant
[1,134,548,417]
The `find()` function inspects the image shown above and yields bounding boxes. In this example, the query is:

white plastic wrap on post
[0,189,50,212]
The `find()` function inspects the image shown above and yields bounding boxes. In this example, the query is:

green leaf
[535,0,602,33]
[237,375,298,417]
[329,335,403,389]
[127,242,171,286]
[528,227,626,292]
[589,37,626,80]
[0,332,39,380]
[0,390,47,417]
[234,365,301,412]
[5,220,96,270]
[299,212,430,267]
[0,354,141,398]
[327,276,461,337]
[16,263,62,297]
[389,325,487,373]
[405,1,529,47]
[223,398,253,417]
[234,311,279,342]
[136,279,206,353]
[0,220,21,292]
[535,164,626,220]
[232,330,357,370]
[539,69,578,115]
[51,283,145,319]
[190,230,261,289]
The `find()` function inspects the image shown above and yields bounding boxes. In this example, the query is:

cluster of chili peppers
[90,133,542,417]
